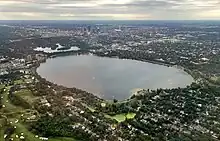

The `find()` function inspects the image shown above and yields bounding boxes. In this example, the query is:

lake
[37,55,194,100]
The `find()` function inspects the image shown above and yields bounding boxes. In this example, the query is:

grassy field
[112,114,126,122]
[126,113,136,119]
[14,79,24,85]
[0,85,5,141]
[15,89,37,105]
[0,84,4,89]
[210,76,220,83]
[0,85,40,141]
[81,103,96,112]
[3,118,77,141]
[11,120,41,141]
[0,118,6,141]
[105,113,136,123]
[11,120,76,141]
[0,84,78,141]
[1,86,23,113]
[0,85,34,141]
[49,137,77,141]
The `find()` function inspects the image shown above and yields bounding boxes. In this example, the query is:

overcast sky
[0,0,220,20]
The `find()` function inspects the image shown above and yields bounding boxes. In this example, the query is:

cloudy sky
[0,0,220,20]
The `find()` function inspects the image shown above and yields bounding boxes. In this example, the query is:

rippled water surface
[37,55,194,100]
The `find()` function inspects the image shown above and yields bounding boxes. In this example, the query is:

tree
[113,99,118,103]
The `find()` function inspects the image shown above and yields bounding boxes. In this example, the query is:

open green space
[81,103,96,112]
[11,120,41,141]
[14,79,24,85]
[49,137,77,141]
[15,89,37,105]
[15,89,32,96]
[24,78,33,84]
[0,118,6,141]
[1,118,78,141]
[0,84,4,89]
[1,86,23,113]
[210,76,220,84]
[105,113,136,123]
[0,85,40,141]
[1,84,77,141]
[126,113,136,119]
[111,114,126,122]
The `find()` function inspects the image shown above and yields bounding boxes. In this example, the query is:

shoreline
[34,51,196,101]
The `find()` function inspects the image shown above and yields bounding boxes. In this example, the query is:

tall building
[87,26,91,33]
[26,55,32,62]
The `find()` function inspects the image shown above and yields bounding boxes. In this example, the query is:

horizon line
[0,19,220,21]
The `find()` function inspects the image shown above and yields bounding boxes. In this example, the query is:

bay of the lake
[37,55,194,100]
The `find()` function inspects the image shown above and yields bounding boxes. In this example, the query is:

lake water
[37,55,194,100]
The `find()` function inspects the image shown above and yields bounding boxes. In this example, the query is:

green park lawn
[0,118,6,141]
[15,89,37,105]
[1,86,23,113]
[126,113,136,119]
[0,86,40,141]
[11,121,41,141]
[49,137,77,141]
[0,84,4,89]
[14,79,24,85]
[105,113,136,123]
[1,85,78,141]
[81,103,96,112]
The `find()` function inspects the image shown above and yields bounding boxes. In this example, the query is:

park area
[0,81,77,141]
[105,113,136,123]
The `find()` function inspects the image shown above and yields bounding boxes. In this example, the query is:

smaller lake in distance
[37,55,194,100]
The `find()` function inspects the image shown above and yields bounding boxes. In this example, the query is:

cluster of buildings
[1,22,220,140]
